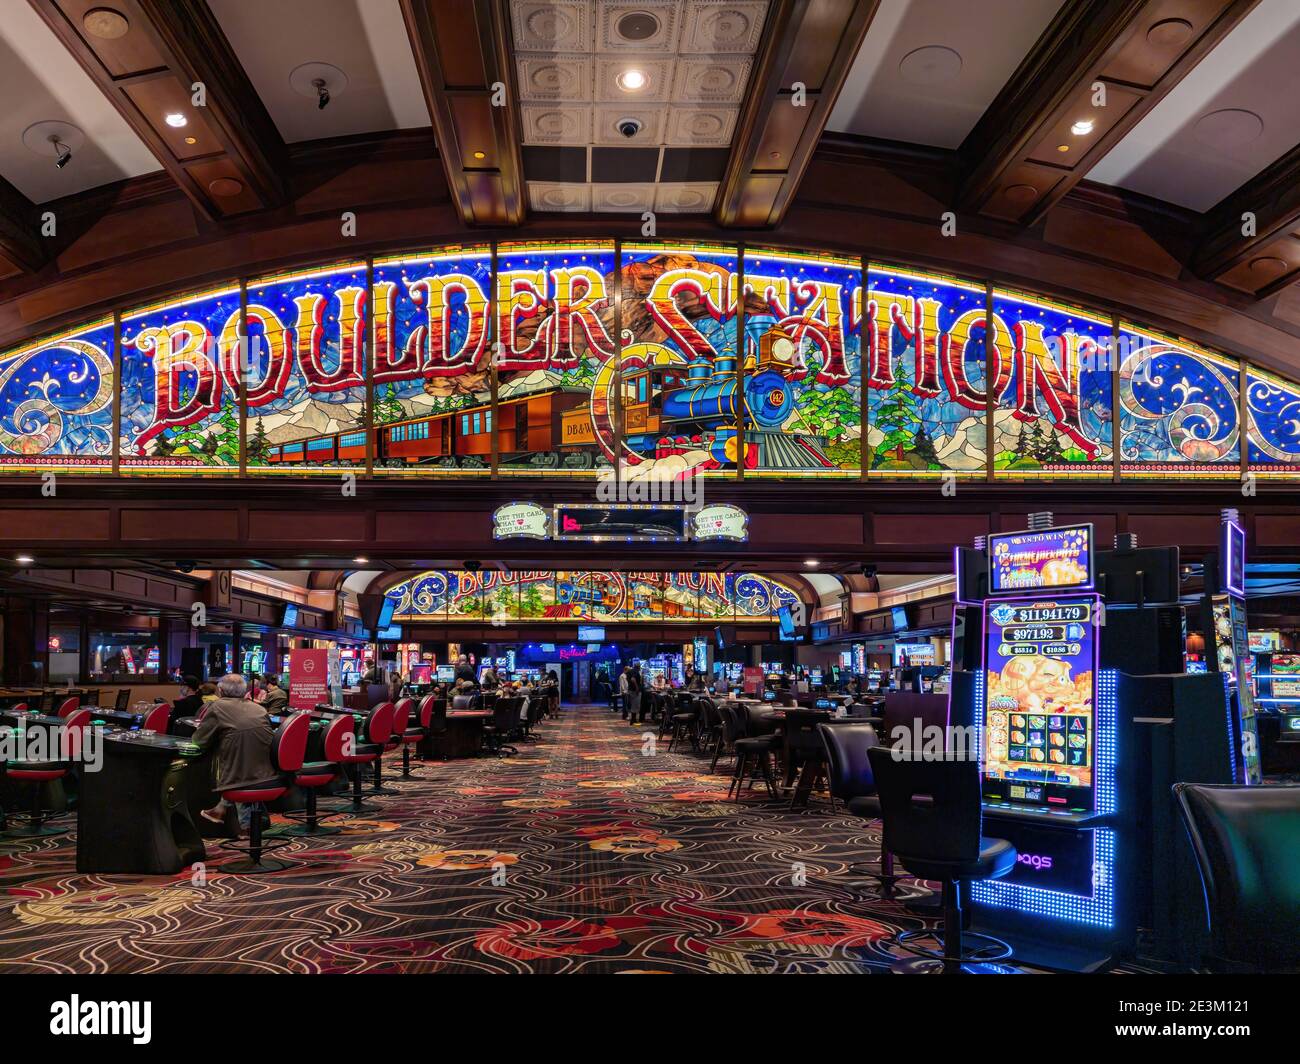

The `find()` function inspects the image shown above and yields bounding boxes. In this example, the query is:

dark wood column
[3,597,50,685]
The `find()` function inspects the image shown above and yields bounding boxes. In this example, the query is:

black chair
[1173,782,1300,972]
[782,709,832,808]
[113,689,131,711]
[710,702,741,774]
[820,722,900,894]
[867,746,1016,973]
[727,704,781,800]
[667,696,700,752]
[484,697,519,757]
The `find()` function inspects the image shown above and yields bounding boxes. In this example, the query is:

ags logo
[1017,853,1053,871]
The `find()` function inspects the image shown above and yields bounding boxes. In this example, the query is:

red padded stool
[368,701,407,796]
[336,703,393,814]
[55,696,80,720]
[2,708,92,838]
[275,714,353,837]
[140,703,171,733]
[395,696,425,779]
[215,712,310,873]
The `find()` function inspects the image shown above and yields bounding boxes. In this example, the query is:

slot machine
[951,516,1244,970]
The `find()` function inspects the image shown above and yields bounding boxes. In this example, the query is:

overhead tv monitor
[988,523,1095,595]
[714,625,727,649]
[376,597,396,631]
[281,603,298,628]
[578,625,605,642]
[891,605,908,630]
[586,644,602,653]
[777,606,796,641]
[762,690,776,701]
[436,665,455,683]
[376,624,401,641]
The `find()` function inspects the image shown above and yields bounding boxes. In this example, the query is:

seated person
[192,674,277,831]
[172,675,204,718]
[261,674,289,714]
[198,682,219,704]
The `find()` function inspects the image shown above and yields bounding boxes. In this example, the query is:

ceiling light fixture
[1056,144,1070,153]
[616,67,646,92]
[1071,119,1094,136]
[473,150,486,160]
[353,556,369,564]
[165,112,187,128]
[15,555,34,565]
[804,559,820,568]
[184,136,197,145]
[51,136,72,169]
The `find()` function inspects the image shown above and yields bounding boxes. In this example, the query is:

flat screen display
[1270,654,1300,698]
[891,605,908,630]
[376,625,401,641]
[1221,520,1246,597]
[988,524,1094,595]
[777,606,796,640]
[436,665,455,683]
[376,598,396,630]
[983,595,1098,812]
[578,625,605,642]
[282,603,298,627]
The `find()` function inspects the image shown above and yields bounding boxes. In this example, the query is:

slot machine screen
[809,668,823,685]
[982,596,1098,812]
[436,665,455,683]
[988,524,1094,595]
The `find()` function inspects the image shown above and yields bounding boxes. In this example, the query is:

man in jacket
[261,674,289,714]
[194,674,277,831]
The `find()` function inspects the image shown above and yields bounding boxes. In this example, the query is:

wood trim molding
[715,0,881,228]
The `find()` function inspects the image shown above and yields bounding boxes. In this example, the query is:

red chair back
[366,702,395,745]
[271,712,311,773]
[392,698,414,735]
[56,696,80,719]
[141,703,171,732]
[417,694,435,728]
[322,713,354,762]
[63,708,93,761]
[9,702,28,713]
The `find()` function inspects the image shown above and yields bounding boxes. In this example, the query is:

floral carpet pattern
[0,706,996,973]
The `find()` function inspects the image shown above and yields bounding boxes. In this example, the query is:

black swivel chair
[819,722,900,894]
[1173,782,1300,973]
[484,697,520,757]
[728,704,781,800]
[867,746,1016,973]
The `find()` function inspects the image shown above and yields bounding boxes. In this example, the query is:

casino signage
[1,242,1296,480]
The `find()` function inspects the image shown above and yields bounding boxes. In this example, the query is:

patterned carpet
[0,705,1030,973]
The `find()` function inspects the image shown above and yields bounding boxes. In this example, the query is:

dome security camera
[464,560,481,572]
[617,117,643,139]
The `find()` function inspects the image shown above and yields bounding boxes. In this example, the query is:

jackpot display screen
[983,595,1098,811]
[988,524,1094,595]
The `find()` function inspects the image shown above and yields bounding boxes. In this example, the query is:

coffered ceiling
[513,0,769,214]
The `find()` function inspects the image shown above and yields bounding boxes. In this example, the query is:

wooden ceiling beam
[398,0,525,227]
[29,0,287,221]
[1192,142,1300,298]
[715,0,881,228]
[0,176,46,276]
[958,0,1261,227]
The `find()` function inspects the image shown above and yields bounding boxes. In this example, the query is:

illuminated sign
[553,504,687,543]
[493,502,549,540]
[1221,518,1246,597]
[988,524,1094,595]
[982,596,1098,812]
[690,503,748,542]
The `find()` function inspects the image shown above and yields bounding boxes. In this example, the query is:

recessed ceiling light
[1071,119,1094,136]
[184,136,197,145]
[616,68,647,92]
[15,555,34,565]
[804,559,820,568]
[898,45,962,86]
[353,556,369,564]
[1056,144,1070,152]
[165,112,187,128]
[473,150,486,160]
